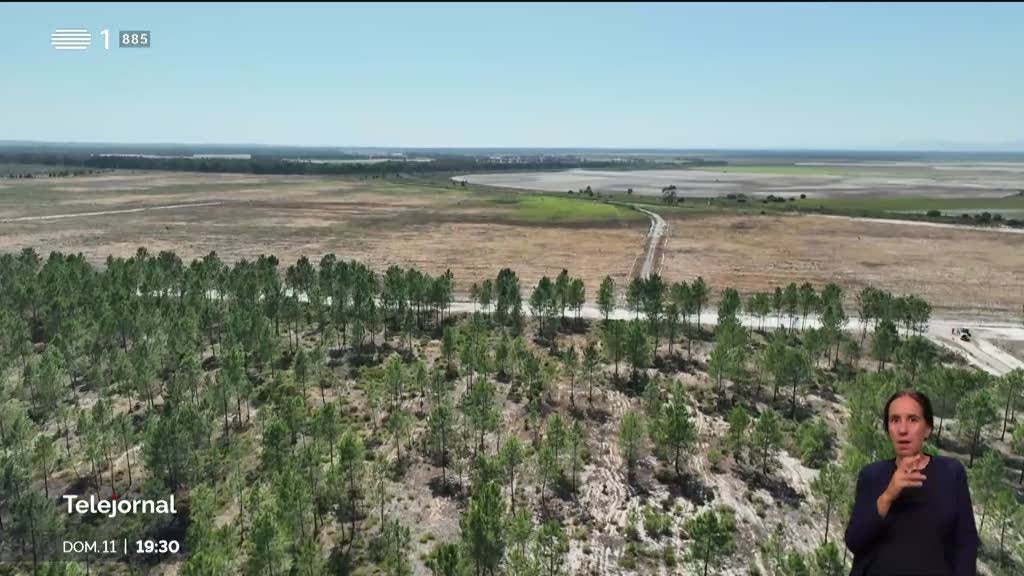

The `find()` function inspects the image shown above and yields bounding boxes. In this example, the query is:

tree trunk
[970,430,979,467]
[824,498,832,545]
[29,517,39,576]
[1002,392,1012,441]
[125,448,133,487]
[702,543,710,576]
[572,448,578,495]
[441,428,447,487]
[999,517,1007,567]
[223,398,230,438]
[348,473,357,543]
[509,469,515,513]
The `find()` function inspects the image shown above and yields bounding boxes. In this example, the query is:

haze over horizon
[5,140,1024,155]
[3,3,1022,150]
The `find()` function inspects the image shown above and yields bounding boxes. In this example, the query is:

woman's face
[887,396,932,457]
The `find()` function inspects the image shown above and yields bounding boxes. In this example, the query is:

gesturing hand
[885,454,928,501]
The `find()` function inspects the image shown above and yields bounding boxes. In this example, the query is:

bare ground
[0,172,646,295]
[659,213,1024,318]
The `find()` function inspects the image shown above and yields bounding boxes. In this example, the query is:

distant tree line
[0,152,671,178]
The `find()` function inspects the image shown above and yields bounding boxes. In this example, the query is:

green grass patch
[501,194,644,224]
[711,193,1024,228]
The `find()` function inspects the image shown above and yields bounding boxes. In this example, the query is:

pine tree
[618,411,646,479]
[752,409,783,476]
[957,389,997,466]
[683,507,736,576]
[461,481,505,576]
[726,405,750,458]
[651,381,696,478]
[500,436,526,513]
[811,463,846,545]
[535,519,569,576]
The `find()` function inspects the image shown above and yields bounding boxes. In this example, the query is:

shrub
[625,509,641,542]
[663,544,677,567]
[643,505,673,538]
[708,448,725,472]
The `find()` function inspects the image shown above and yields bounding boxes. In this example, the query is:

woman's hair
[882,389,935,430]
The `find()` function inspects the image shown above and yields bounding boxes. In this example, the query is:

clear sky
[2,2,1022,149]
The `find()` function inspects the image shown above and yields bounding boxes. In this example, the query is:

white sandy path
[448,300,1024,376]
[0,201,230,223]
[633,206,667,278]
[814,213,1024,235]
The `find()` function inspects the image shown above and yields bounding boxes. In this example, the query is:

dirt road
[633,206,667,278]
[816,213,1024,235]
[446,301,1024,376]
[927,320,1024,375]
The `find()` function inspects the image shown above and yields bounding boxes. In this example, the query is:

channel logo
[51,28,91,50]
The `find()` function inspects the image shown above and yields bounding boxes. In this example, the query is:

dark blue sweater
[844,454,979,576]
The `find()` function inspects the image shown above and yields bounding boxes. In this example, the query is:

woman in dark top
[844,389,979,576]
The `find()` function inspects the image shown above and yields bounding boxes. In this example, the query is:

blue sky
[2,2,1022,149]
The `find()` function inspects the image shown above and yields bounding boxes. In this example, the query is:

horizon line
[3,139,1024,155]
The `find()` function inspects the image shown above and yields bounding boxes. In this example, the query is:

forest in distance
[1,247,1023,576]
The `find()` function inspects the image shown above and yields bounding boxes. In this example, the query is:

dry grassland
[0,172,645,294]
[660,213,1023,317]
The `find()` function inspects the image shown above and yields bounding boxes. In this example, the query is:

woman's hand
[877,454,927,517]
